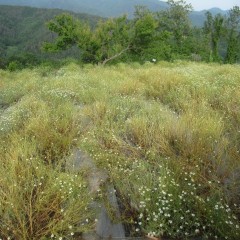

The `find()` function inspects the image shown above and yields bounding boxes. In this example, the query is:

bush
[7,61,23,71]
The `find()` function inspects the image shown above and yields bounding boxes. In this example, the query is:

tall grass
[0,61,240,239]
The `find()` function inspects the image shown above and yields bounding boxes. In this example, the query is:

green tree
[44,14,132,65]
[225,6,240,63]
[132,6,159,59]
[128,6,173,62]
[88,15,131,65]
[43,14,89,52]
[157,0,193,55]
[204,12,225,62]
[180,27,210,61]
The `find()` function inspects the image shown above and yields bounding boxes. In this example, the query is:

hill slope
[0,0,228,25]
[0,5,100,66]
[1,0,168,17]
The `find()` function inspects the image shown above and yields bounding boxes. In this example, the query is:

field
[0,61,240,239]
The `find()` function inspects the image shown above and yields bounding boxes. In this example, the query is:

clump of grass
[0,137,94,240]
[131,163,240,239]
[75,62,240,239]
[1,61,240,239]
[24,99,81,163]
[0,93,81,164]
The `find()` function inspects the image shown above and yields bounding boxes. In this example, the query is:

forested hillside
[0,2,239,69]
[43,3,240,65]
[0,0,227,25]
[0,5,101,68]
[0,0,168,17]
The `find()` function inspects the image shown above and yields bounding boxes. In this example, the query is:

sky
[161,0,240,11]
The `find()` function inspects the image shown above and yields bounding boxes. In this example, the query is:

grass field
[0,61,240,239]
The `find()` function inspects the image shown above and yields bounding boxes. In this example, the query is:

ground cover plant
[0,61,240,239]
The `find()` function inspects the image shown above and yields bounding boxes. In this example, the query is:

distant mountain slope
[0,5,101,65]
[0,0,228,26]
[0,0,168,17]
[190,8,229,26]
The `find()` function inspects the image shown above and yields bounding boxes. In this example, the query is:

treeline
[1,0,240,70]
[0,5,100,70]
[44,0,240,65]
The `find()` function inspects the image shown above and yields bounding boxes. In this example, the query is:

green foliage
[7,60,23,71]
[44,14,83,52]
[204,12,225,62]
[158,0,193,54]
[44,1,195,64]
[0,5,100,69]
[133,7,158,53]
[44,14,132,65]
[0,0,227,27]
[225,6,240,63]
[87,15,131,64]
[1,3,238,67]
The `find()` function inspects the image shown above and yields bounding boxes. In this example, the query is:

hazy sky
[161,0,240,11]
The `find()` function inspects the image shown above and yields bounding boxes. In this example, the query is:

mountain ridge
[0,0,228,26]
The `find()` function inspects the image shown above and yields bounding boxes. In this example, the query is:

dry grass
[0,61,240,239]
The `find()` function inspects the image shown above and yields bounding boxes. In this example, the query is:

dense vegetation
[0,1,240,70]
[0,0,226,23]
[44,1,240,65]
[0,61,240,239]
[0,5,101,69]
[0,0,166,18]
[1,1,239,70]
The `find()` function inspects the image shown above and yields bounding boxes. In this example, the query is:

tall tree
[225,6,240,63]
[43,14,132,65]
[43,14,92,52]
[132,6,158,57]
[157,0,193,55]
[84,15,131,64]
[204,12,225,62]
